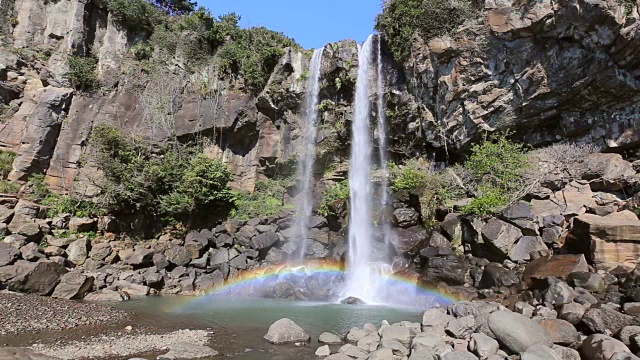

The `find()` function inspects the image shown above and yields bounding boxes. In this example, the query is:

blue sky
[200,0,383,49]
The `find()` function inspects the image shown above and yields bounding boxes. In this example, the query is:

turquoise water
[115,296,424,359]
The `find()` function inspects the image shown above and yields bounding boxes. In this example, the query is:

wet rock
[68,217,97,232]
[391,226,428,254]
[582,307,639,334]
[538,319,580,347]
[9,261,68,295]
[264,282,295,299]
[262,318,309,343]
[487,311,553,353]
[338,344,368,358]
[394,207,420,228]
[341,296,365,305]
[319,332,342,344]
[194,271,223,292]
[66,238,89,265]
[250,231,279,250]
[112,280,150,296]
[51,271,94,299]
[345,327,369,342]
[157,342,218,359]
[581,334,630,360]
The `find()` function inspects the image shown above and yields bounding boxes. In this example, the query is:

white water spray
[345,35,376,301]
[376,36,392,245]
[293,48,324,260]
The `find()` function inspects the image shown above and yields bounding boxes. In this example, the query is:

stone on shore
[263,318,310,344]
[51,272,94,299]
[157,342,218,359]
[581,334,630,360]
[487,311,553,353]
[319,332,342,344]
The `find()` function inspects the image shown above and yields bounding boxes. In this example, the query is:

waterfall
[293,48,324,260]
[376,36,391,245]
[345,35,375,301]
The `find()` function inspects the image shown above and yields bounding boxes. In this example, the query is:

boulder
[509,236,548,262]
[66,238,89,265]
[523,255,589,288]
[345,327,369,342]
[0,348,59,360]
[521,343,562,360]
[391,226,428,254]
[422,256,469,286]
[558,303,587,325]
[68,217,97,232]
[581,334,631,360]
[446,315,475,339]
[380,324,411,345]
[566,272,605,293]
[112,280,150,296]
[551,345,581,360]
[580,153,635,190]
[10,221,42,242]
[569,210,640,270]
[358,333,381,352]
[89,242,112,261]
[20,242,44,261]
[324,355,352,360]
[157,342,218,359]
[441,352,478,360]
[165,244,191,267]
[51,272,94,299]
[481,219,522,257]
[319,332,342,344]
[479,263,519,288]
[369,348,394,360]
[469,333,499,358]
[544,281,577,307]
[538,319,580,347]
[617,326,640,347]
[184,240,206,259]
[0,242,20,266]
[0,205,14,223]
[315,345,331,357]
[83,289,130,301]
[487,311,553,353]
[582,308,639,334]
[123,248,154,268]
[9,261,68,295]
[250,231,279,250]
[263,318,310,344]
[43,245,65,257]
[394,207,420,228]
[338,344,368,358]
[502,201,534,220]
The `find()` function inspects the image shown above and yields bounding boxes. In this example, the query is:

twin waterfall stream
[294,35,401,305]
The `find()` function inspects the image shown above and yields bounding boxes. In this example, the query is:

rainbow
[171,260,459,310]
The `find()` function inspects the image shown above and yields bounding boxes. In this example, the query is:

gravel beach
[30,329,214,359]
[0,291,130,335]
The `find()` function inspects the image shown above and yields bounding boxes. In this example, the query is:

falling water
[376,36,391,245]
[345,35,376,301]
[293,48,324,260]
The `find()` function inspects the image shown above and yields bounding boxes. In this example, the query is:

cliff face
[395,0,640,156]
[1,0,640,196]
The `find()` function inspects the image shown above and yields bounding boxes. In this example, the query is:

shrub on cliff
[91,123,235,222]
[233,179,292,220]
[461,134,531,215]
[318,180,349,217]
[375,0,477,62]
[0,150,16,179]
[67,55,99,91]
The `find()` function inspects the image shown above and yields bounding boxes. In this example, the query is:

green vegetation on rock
[0,150,16,179]
[318,180,349,217]
[233,179,292,220]
[375,0,477,62]
[67,55,99,91]
[90,124,234,222]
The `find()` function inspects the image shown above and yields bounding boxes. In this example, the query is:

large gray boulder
[66,237,89,265]
[581,334,630,360]
[582,308,639,334]
[9,261,68,295]
[165,244,191,266]
[0,242,20,266]
[469,333,499,358]
[51,271,94,299]
[68,217,97,232]
[263,318,310,344]
[123,248,154,268]
[487,311,553,353]
[481,219,522,257]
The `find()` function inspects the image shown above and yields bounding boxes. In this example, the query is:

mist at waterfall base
[187,36,450,310]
